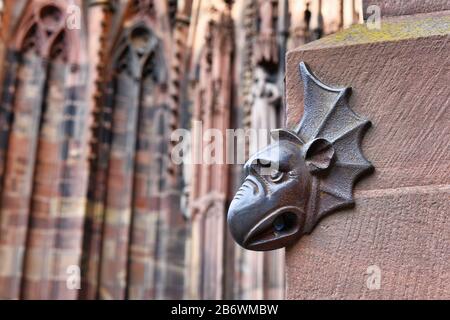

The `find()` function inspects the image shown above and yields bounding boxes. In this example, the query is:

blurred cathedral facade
[0,0,361,300]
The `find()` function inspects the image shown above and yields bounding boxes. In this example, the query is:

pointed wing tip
[363,119,372,129]
[299,61,310,76]
[299,61,317,83]
[356,120,374,174]
[364,161,375,174]
[298,61,350,95]
[271,129,305,145]
[354,161,375,188]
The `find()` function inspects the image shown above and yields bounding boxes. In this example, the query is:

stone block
[285,11,450,299]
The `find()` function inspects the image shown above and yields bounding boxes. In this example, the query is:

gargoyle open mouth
[243,207,304,251]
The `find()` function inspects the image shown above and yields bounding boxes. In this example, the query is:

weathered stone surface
[285,11,450,299]
[286,185,450,299]
[363,0,450,20]
[286,12,450,192]
[0,0,90,300]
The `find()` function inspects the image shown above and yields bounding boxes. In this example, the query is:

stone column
[0,1,4,76]
[188,4,234,299]
[285,2,450,299]
[80,0,116,300]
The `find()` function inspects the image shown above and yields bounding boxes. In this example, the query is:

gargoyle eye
[269,169,284,183]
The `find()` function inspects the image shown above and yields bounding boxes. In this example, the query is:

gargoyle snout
[227,176,266,247]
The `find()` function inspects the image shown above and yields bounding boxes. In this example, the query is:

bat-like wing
[296,62,373,230]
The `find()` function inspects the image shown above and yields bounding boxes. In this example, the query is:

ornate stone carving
[250,66,280,133]
[188,4,235,299]
[253,0,278,66]
[228,62,373,251]
[0,0,87,300]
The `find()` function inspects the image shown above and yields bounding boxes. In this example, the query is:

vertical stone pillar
[80,0,115,300]
[0,0,4,76]
[285,4,450,299]
[0,0,90,300]
[152,0,192,300]
[188,4,234,299]
[19,0,89,300]
[0,49,46,300]
[98,71,140,300]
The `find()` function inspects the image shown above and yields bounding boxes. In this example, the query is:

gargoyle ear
[304,138,335,174]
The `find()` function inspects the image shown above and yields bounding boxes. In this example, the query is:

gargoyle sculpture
[228,62,373,251]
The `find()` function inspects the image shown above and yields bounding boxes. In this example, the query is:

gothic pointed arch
[0,0,88,300]
[81,1,184,299]
[188,3,235,299]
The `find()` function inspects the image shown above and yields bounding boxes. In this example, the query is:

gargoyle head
[227,62,373,251]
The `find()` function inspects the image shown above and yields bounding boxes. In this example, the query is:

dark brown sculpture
[228,62,373,251]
